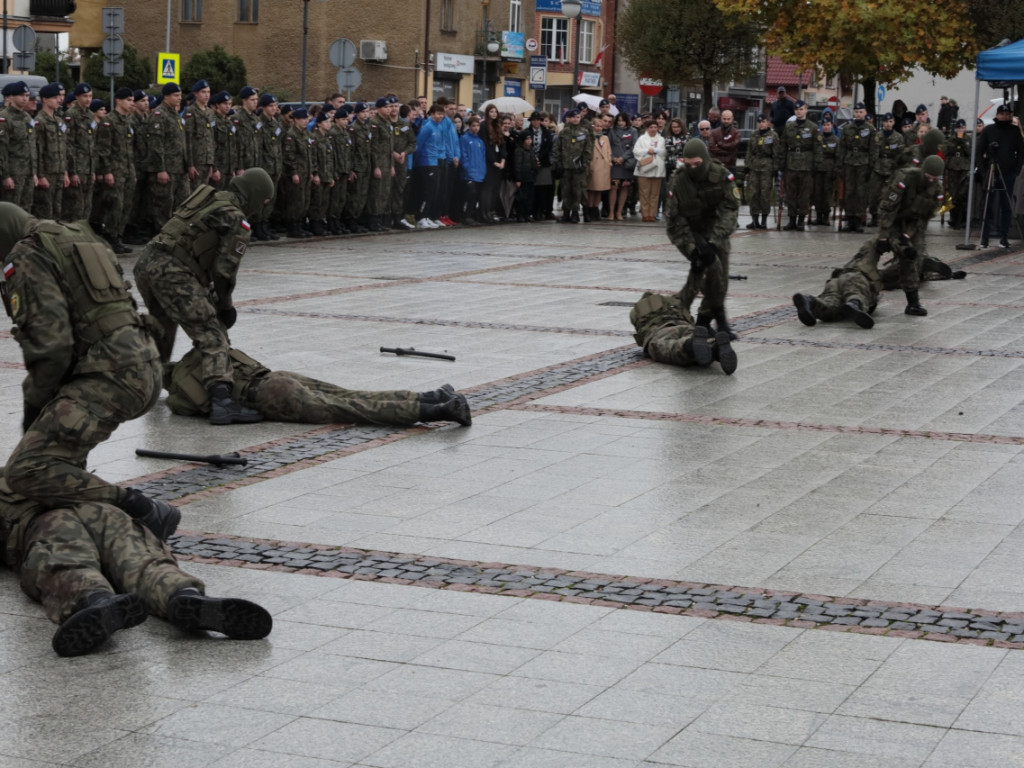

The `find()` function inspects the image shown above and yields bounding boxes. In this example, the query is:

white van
[0,74,51,103]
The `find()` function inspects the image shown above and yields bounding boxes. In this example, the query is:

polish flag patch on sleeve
[3,262,14,278]
[897,181,906,189]
[241,220,251,232]
[727,173,735,182]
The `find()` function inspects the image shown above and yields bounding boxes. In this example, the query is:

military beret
[73,82,92,96]
[336,104,352,118]
[210,90,231,106]
[902,116,915,126]
[881,112,894,120]
[352,102,367,113]
[793,99,806,108]
[915,103,928,114]
[853,101,865,110]
[316,110,332,123]
[239,85,258,99]
[599,98,610,107]
[386,95,399,104]
[292,107,309,119]
[259,93,277,107]
[39,83,61,99]
[564,108,580,118]
[954,118,966,127]
[133,89,147,102]
[756,113,769,121]
[114,87,134,100]
[280,104,292,116]
[1,81,28,96]
[161,82,181,96]
[63,94,75,107]
[375,97,388,108]
[147,95,158,110]
[529,111,542,121]
[89,98,105,112]
[191,79,210,92]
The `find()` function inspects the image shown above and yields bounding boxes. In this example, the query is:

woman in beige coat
[587,116,613,221]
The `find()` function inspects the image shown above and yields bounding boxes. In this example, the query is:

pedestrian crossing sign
[157,52,180,85]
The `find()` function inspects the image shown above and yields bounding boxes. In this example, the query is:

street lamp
[481,30,500,107]
[561,0,581,97]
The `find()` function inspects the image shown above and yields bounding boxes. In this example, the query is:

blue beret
[793,99,806,108]
[259,93,277,107]
[147,95,158,110]
[335,104,351,118]
[387,95,399,104]
[191,79,210,92]
[279,104,292,115]
[915,103,928,114]
[89,98,105,112]
[73,82,92,96]
[161,82,181,96]
[316,110,332,123]
[114,87,134,100]
[853,101,866,110]
[881,112,894,120]
[756,112,768,121]
[133,89,147,102]
[565,108,579,118]
[292,107,309,119]
[955,118,966,127]
[39,83,61,99]
[1,81,28,96]
[210,90,231,106]
[375,97,388,108]
[239,85,258,99]
[352,102,367,113]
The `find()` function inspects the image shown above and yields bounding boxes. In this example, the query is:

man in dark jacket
[977,104,1024,248]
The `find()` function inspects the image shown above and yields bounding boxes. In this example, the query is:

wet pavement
[3,211,1024,767]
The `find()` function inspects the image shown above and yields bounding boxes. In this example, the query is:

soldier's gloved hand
[690,241,719,269]
[219,306,237,329]
[23,402,41,433]
[876,238,892,254]
[897,235,917,261]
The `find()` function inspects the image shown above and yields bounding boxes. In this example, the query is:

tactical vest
[629,292,691,345]
[671,162,729,222]
[29,221,140,355]
[152,184,242,280]
[166,347,268,415]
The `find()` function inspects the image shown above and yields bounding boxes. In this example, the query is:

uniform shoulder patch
[897,181,906,189]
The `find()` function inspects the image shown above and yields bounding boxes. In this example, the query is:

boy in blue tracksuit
[412,103,447,226]
[458,116,487,223]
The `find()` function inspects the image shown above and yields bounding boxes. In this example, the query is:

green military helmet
[921,155,945,177]
[0,202,33,259]
[228,167,276,218]
[682,138,711,181]
[921,128,945,158]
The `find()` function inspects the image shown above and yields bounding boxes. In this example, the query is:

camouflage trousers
[876,230,927,292]
[329,172,349,220]
[147,171,192,230]
[308,177,332,222]
[879,250,948,292]
[5,361,162,510]
[345,170,370,220]
[813,271,877,320]
[32,174,64,220]
[784,169,813,217]
[63,175,95,222]
[866,171,891,216]
[813,171,839,217]
[20,502,202,624]
[678,247,730,321]
[95,172,135,238]
[390,165,410,220]
[282,174,311,221]
[133,252,233,386]
[640,322,712,367]
[842,163,871,218]
[247,372,421,425]
[2,175,34,212]
[559,170,586,215]
[367,171,393,216]
[747,168,775,216]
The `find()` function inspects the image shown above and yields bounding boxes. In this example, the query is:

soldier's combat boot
[796,215,805,231]
[117,487,181,540]
[110,237,132,254]
[683,325,713,367]
[418,392,472,426]
[310,219,327,237]
[952,270,967,279]
[853,216,865,233]
[713,310,737,341]
[166,588,272,640]
[712,331,738,375]
[784,217,798,231]
[252,222,272,241]
[841,298,874,329]
[287,221,306,238]
[209,383,263,425]
[51,591,148,657]
[792,293,818,326]
[347,217,368,234]
[904,290,927,316]
[417,383,456,404]
[746,217,759,230]
[922,256,953,279]
[759,214,769,229]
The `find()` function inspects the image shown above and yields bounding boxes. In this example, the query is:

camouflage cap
[228,167,276,217]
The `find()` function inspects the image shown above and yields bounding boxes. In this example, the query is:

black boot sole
[688,325,713,367]
[443,393,472,427]
[842,302,875,329]
[792,293,817,326]
[714,331,737,375]
[52,593,147,657]
[167,594,272,639]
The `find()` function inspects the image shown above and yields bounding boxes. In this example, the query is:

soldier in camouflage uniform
[254,93,284,240]
[779,99,821,231]
[345,102,373,232]
[366,96,395,231]
[183,79,215,190]
[281,108,316,238]
[62,82,97,222]
[124,90,152,243]
[389,97,417,229]
[144,83,191,230]
[210,90,237,189]
[744,113,778,230]
[133,168,275,424]
[630,292,737,374]
[793,239,885,330]
[838,102,876,232]
[667,139,741,339]
[552,108,592,223]
[943,119,972,229]
[0,81,38,212]
[31,83,70,220]
[0,202,179,543]
[307,111,335,236]
[813,117,841,226]
[866,112,905,228]
[328,105,353,234]
[93,87,137,255]
[164,345,473,426]
[233,86,262,179]
[0,480,272,657]
[876,155,946,315]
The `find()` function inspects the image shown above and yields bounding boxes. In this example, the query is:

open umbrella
[479,96,535,114]
[572,93,619,116]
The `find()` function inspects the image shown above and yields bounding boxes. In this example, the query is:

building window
[441,0,455,31]
[509,0,521,33]
[579,19,595,64]
[540,17,568,62]
[238,0,258,22]
[182,0,202,21]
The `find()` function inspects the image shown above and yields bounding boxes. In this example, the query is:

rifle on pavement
[380,346,456,362]
[135,449,249,466]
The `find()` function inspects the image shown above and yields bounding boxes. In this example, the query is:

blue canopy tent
[963,39,1024,246]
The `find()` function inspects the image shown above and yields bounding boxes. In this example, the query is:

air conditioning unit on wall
[360,40,388,62]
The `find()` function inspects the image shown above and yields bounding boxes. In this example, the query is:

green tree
[82,44,153,102]
[30,51,75,91]
[968,0,1024,51]
[617,0,760,113]
[181,45,247,96]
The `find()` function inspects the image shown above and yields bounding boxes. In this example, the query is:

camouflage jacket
[212,112,238,179]
[629,292,694,348]
[166,346,268,416]
[878,166,944,236]
[369,114,393,172]
[183,102,215,171]
[838,121,875,167]
[233,109,261,170]
[282,125,314,176]
[349,118,373,173]
[330,124,353,176]
[779,120,821,172]
[93,109,135,177]
[552,123,593,172]
[130,112,149,170]
[870,130,905,177]
[0,105,38,177]
[143,105,188,174]
[391,117,417,166]
[63,102,97,177]
[33,110,68,176]
[745,129,780,173]
[313,129,336,180]
[943,134,972,171]
[257,113,284,176]
[665,160,740,255]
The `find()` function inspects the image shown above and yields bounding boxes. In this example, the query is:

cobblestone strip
[739,334,1024,358]
[170,532,1024,649]
[515,403,1024,445]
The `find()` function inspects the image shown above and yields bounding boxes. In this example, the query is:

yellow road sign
[157,52,180,85]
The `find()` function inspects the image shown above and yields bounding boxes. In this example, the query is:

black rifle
[135,449,249,466]
[380,346,456,362]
